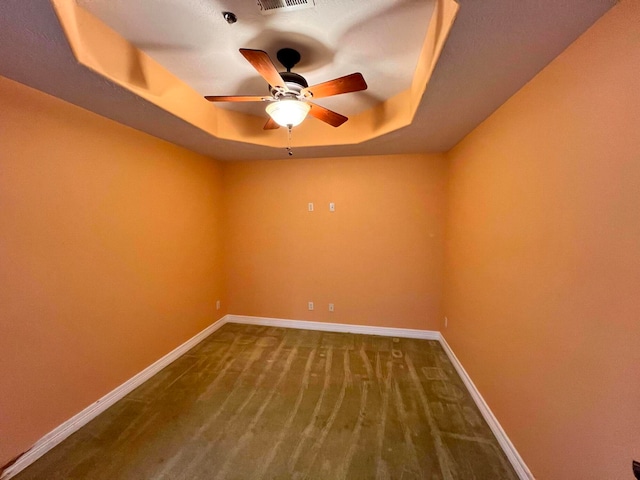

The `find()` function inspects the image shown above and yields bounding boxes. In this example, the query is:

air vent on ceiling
[257,0,315,15]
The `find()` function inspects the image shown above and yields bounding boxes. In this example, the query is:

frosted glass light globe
[266,99,311,127]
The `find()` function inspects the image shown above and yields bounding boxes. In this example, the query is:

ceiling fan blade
[240,49,288,91]
[308,103,348,127]
[301,73,367,99]
[263,117,280,130]
[205,95,270,102]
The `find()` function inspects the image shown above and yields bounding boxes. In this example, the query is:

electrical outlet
[308,202,314,212]
[329,303,334,312]
[445,316,448,328]
[216,300,221,310]
[308,302,314,311]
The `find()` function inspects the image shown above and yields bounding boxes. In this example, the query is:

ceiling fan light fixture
[266,99,311,127]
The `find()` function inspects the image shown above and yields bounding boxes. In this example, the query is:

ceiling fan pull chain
[287,126,294,156]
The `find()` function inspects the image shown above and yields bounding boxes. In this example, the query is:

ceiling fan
[204,48,368,130]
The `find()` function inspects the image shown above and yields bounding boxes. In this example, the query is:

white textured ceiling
[77,0,434,117]
[0,0,617,161]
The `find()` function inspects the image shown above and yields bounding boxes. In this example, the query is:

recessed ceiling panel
[77,0,435,117]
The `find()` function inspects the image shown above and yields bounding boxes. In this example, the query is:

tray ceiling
[0,0,617,160]
[77,0,434,118]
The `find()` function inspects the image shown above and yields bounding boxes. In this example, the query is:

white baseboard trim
[4,315,532,480]
[1,316,227,480]
[233,316,533,478]
[439,334,535,480]
[226,314,441,340]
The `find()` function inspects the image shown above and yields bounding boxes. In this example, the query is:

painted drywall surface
[223,153,447,330]
[0,77,226,466]
[443,1,640,478]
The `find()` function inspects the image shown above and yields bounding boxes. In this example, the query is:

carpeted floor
[14,323,519,479]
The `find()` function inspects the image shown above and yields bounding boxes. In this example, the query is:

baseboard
[3,315,531,480]
[231,316,533,478]
[1,316,227,480]
[439,334,535,480]
[226,314,441,340]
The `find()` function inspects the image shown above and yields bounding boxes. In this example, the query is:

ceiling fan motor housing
[270,49,308,98]
[271,71,309,99]
[269,72,309,93]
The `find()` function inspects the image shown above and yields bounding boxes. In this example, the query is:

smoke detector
[257,0,315,15]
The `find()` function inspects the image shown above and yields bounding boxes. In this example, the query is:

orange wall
[0,77,226,466]
[5,2,638,475]
[223,154,447,330]
[443,1,640,478]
